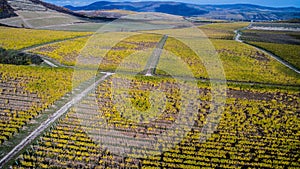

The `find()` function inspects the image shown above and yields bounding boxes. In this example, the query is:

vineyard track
[145,35,168,76]
[42,57,58,67]
[39,54,72,68]
[235,23,300,74]
[21,16,71,22]
[14,11,32,28]
[36,23,87,29]
[22,34,92,52]
[0,72,114,168]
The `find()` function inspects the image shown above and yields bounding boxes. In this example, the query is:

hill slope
[0,0,93,29]
[0,0,17,19]
[26,0,88,17]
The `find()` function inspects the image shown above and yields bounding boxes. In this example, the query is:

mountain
[65,1,208,17]
[64,1,300,21]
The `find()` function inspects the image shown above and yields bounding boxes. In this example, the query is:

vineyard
[240,28,300,70]
[0,26,91,50]
[156,36,300,85]
[11,75,300,168]
[0,17,299,169]
[30,32,163,70]
[211,39,300,84]
[246,42,300,70]
[29,37,90,66]
[141,26,300,85]
[0,64,94,146]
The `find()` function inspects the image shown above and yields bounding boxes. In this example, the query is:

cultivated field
[0,19,299,169]
[29,33,162,69]
[247,42,300,70]
[0,64,94,151]
[0,26,91,50]
[147,28,300,85]
[241,24,300,70]
[10,75,300,168]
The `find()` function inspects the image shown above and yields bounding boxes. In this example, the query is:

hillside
[0,0,17,19]
[2,0,85,18]
[0,0,191,31]
[0,0,112,30]
[65,1,300,21]
[26,0,90,17]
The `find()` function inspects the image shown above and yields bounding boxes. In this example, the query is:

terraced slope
[0,0,87,28]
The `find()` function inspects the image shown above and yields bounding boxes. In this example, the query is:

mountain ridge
[64,1,300,21]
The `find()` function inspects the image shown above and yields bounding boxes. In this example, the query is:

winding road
[145,35,168,76]
[234,24,300,74]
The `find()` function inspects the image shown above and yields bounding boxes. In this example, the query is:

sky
[44,0,300,7]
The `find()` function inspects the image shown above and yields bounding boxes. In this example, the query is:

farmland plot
[153,31,300,85]
[30,33,163,71]
[11,75,300,168]
[241,27,300,70]
[0,64,94,147]
[0,26,90,50]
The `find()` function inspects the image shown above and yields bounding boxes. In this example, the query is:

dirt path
[22,15,71,22]
[14,11,32,28]
[35,22,89,29]
[234,24,300,74]
[0,72,114,168]
[145,35,168,76]
[22,34,91,52]
[42,58,58,67]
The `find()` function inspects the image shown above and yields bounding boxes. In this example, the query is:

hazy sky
[44,0,300,7]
